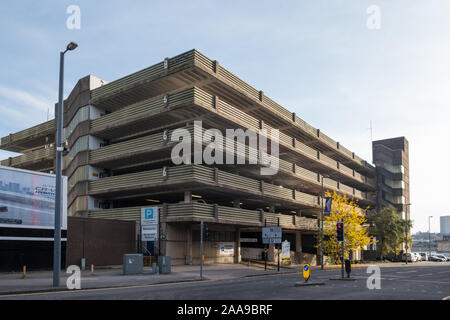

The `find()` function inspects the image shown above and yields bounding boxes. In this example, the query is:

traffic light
[336,222,344,242]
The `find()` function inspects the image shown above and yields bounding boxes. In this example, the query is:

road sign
[141,207,159,241]
[281,240,290,261]
[303,264,310,281]
[262,227,282,239]
[262,237,282,244]
[262,227,282,244]
[141,207,158,225]
[141,224,158,241]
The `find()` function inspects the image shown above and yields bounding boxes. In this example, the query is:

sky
[0,1,448,233]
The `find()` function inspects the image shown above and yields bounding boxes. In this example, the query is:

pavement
[0,263,296,295]
[0,261,449,299]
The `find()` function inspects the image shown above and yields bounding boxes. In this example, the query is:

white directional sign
[281,240,290,261]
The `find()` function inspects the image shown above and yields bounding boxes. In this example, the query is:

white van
[402,253,417,262]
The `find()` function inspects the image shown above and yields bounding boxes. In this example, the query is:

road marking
[395,270,417,274]
[0,279,214,298]
[418,273,434,277]
[437,270,450,274]
[442,296,450,300]
[0,272,300,299]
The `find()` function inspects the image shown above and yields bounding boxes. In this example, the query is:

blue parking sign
[145,208,154,219]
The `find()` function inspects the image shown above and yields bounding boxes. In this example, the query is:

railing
[91,88,196,130]
[88,164,320,208]
[1,119,55,147]
[89,127,186,163]
[91,50,196,103]
[89,49,373,175]
[194,51,374,174]
[90,84,374,188]
[88,201,318,230]
[86,122,373,203]
[0,146,54,167]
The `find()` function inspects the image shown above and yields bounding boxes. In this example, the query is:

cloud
[0,86,53,113]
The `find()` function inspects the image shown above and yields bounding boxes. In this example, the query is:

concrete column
[184,191,192,203]
[268,244,276,262]
[186,224,192,265]
[295,231,302,264]
[234,228,241,263]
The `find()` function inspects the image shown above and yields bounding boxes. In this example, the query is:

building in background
[440,215,450,236]
[372,137,410,219]
[1,50,393,265]
[372,137,410,252]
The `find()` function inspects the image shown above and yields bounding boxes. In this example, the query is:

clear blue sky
[0,1,448,233]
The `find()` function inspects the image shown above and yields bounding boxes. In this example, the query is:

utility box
[158,256,171,274]
[123,254,143,275]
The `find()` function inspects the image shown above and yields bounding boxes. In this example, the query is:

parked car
[440,252,450,261]
[402,253,417,262]
[413,253,422,261]
[419,252,429,261]
[430,254,447,262]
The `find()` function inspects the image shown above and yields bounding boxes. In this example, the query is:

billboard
[0,166,67,230]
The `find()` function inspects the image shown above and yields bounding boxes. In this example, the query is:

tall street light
[428,216,433,259]
[53,42,78,287]
[404,203,411,264]
[320,174,330,270]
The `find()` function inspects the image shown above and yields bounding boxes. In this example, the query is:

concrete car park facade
[1,49,387,266]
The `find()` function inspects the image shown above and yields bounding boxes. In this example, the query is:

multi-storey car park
[1,49,390,265]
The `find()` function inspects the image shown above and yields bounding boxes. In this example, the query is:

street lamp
[428,216,433,259]
[404,203,411,264]
[53,41,78,287]
[320,174,330,270]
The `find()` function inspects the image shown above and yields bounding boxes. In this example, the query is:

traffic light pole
[200,220,203,280]
[277,218,280,272]
[264,219,267,271]
[341,220,344,279]
[320,176,324,270]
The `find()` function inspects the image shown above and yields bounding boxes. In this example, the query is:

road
[1,263,449,300]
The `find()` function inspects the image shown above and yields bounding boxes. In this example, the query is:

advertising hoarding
[0,166,67,230]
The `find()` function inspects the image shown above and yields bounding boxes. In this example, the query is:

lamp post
[404,203,411,264]
[428,216,433,259]
[53,42,78,287]
[320,174,329,270]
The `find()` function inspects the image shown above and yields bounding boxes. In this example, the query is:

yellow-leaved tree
[316,191,375,264]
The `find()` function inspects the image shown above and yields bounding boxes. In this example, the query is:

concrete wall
[66,217,136,267]
[192,241,236,265]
